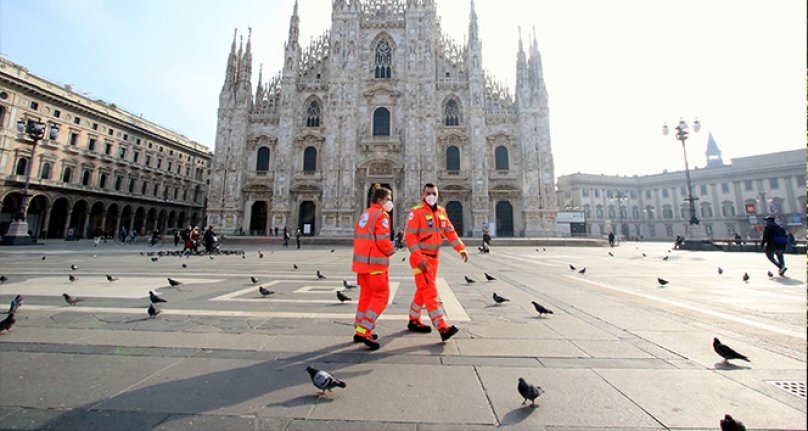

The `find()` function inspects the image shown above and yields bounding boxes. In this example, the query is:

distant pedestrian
[130,230,137,243]
[295,228,302,249]
[283,227,290,248]
[174,230,181,247]
[274,227,279,237]
[760,215,787,276]
[608,232,615,247]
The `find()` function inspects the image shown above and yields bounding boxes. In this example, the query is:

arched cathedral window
[446,146,460,171]
[444,99,460,126]
[256,147,270,171]
[495,146,509,170]
[372,108,390,136]
[374,40,392,79]
[305,100,320,127]
[303,147,317,172]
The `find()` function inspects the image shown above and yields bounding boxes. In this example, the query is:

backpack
[772,225,787,246]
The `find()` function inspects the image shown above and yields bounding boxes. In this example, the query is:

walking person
[295,228,302,249]
[760,215,788,276]
[351,185,395,350]
[283,227,290,248]
[203,225,216,253]
[608,231,615,247]
[405,183,468,342]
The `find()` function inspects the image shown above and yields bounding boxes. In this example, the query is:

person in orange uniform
[405,183,468,342]
[351,185,395,350]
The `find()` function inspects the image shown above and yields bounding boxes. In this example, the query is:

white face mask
[425,195,438,206]
[383,200,394,212]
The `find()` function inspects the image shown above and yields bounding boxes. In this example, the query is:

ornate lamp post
[662,117,706,242]
[3,119,60,245]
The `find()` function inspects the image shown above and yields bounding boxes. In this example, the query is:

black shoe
[407,320,432,333]
[439,325,459,342]
[779,267,788,276]
[353,334,378,343]
[357,335,380,350]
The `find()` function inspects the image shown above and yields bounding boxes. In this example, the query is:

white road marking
[2,277,218,299]
[568,275,806,340]
[437,278,471,321]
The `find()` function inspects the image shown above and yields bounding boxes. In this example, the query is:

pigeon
[642,252,647,257]
[292,264,298,270]
[484,273,496,281]
[343,280,357,289]
[330,249,335,253]
[317,270,327,280]
[182,263,187,269]
[148,304,162,319]
[535,248,539,252]
[70,264,78,271]
[718,267,723,275]
[258,251,264,259]
[667,249,671,253]
[149,291,167,304]
[336,291,351,302]
[209,255,214,260]
[106,274,118,282]
[68,274,78,283]
[568,264,576,271]
[578,267,586,274]
[401,257,406,262]
[242,255,246,259]
[662,256,669,261]
[167,278,182,287]
[7,295,23,314]
[767,270,774,278]
[713,337,750,362]
[720,414,747,431]
[151,257,159,262]
[0,274,7,284]
[492,292,509,304]
[532,301,554,316]
[464,275,476,284]
[608,251,614,257]
[742,273,749,282]
[306,366,346,396]
[542,248,546,252]
[250,276,260,285]
[0,313,16,334]
[258,286,275,297]
[41,256,46,261]
[62,293,84,306]
[517,377,544,407]
[657,277,669,286]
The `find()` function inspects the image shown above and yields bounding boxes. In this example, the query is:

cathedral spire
[288,0,300,45]
[240,27,253,87]
[705,131,724,167]
[516,27,528,103]
[468,0,479,46]
[255,63,264,101]
[224,28,238,85]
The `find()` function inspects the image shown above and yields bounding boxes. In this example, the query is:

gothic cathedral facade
[207,0,558,237]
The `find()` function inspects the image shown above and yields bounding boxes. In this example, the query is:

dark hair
[371,184,391,203]
[423,183,436,192]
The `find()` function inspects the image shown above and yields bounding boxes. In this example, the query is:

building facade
[207,0,558,238]
[557,147,806,240]
[0,57,212,240]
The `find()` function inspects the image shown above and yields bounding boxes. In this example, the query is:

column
[81,211,91,239]
[63,205,74,239]
[40,203,51,238]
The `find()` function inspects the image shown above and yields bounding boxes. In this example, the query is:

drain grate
[767,381,806,399]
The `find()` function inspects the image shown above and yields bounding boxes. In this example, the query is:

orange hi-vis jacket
[352,203,394,274]
[405,201,467,268]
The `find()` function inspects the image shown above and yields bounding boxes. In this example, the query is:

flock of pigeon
[0,245,761,425]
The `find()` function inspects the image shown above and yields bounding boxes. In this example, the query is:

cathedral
[207,0,558,238]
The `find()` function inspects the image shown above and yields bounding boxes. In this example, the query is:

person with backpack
[760,215,787,276]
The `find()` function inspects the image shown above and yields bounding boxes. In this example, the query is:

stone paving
[0,239,805,430]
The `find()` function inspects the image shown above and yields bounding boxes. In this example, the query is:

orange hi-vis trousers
[354,272,390,337]
[409,255,448,331]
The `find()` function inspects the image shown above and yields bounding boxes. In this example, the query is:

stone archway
[47,198,70,239]
[106,204,120,236]
[146,208,157,234]
[26,195,49,238]
[133,207,146,235]
[495,201,514,237]
[89,201,105,238]
[70,200,89,239]
[298,201,316,236]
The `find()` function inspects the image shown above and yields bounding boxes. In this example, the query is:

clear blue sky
[1,0,805,177]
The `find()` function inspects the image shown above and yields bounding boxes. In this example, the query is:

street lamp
[663,117,705,241]
[3,119,60,245]
[610,190,628,242]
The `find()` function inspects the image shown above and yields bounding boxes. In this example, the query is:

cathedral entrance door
[298,201,315,235]
[495,201,514,237]
[446,201,464,237]
[250,201,268,235]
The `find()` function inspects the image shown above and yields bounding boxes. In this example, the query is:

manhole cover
[767,381,806,399]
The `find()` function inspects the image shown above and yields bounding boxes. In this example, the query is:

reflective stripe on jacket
[405,201,466,268]
[352,203,394,274]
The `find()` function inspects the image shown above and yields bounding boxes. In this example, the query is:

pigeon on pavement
[713,338,750,362]
[657,277,669,286]
[662,256,669,261]
[485,273,496,281]
[767,271,774,278]
[41,256,46,261]
[168,278,183,287]
[532,301,554,317]
[68,274,78,283]
[517,377,544,407]
[258,251,264,259]
[63,293,84,306]
[718,267,723,275]
[492,292,509,304]
[642,253,647,257]
[343,280,357,289]
[608,251,614,257]
[258,286,275,297]
[306,366,346,396]
[464,275,476,284]
[7,295,23,314]
[0,274,7,284]
[149,291,167,304]
[330,249,335,253]
[317,270,327,280]
[148,304,162,319]
[182,263,187,269]
[578,267,586,274]
[742,273,749,282]
[568,264,576,271]
[106,274,118,282]
[336,291,351,303]
[70,264,78,271]
[720,414,747,431]
[293,264,298,270]
[0,313,16,334]
[251,276,260,285]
